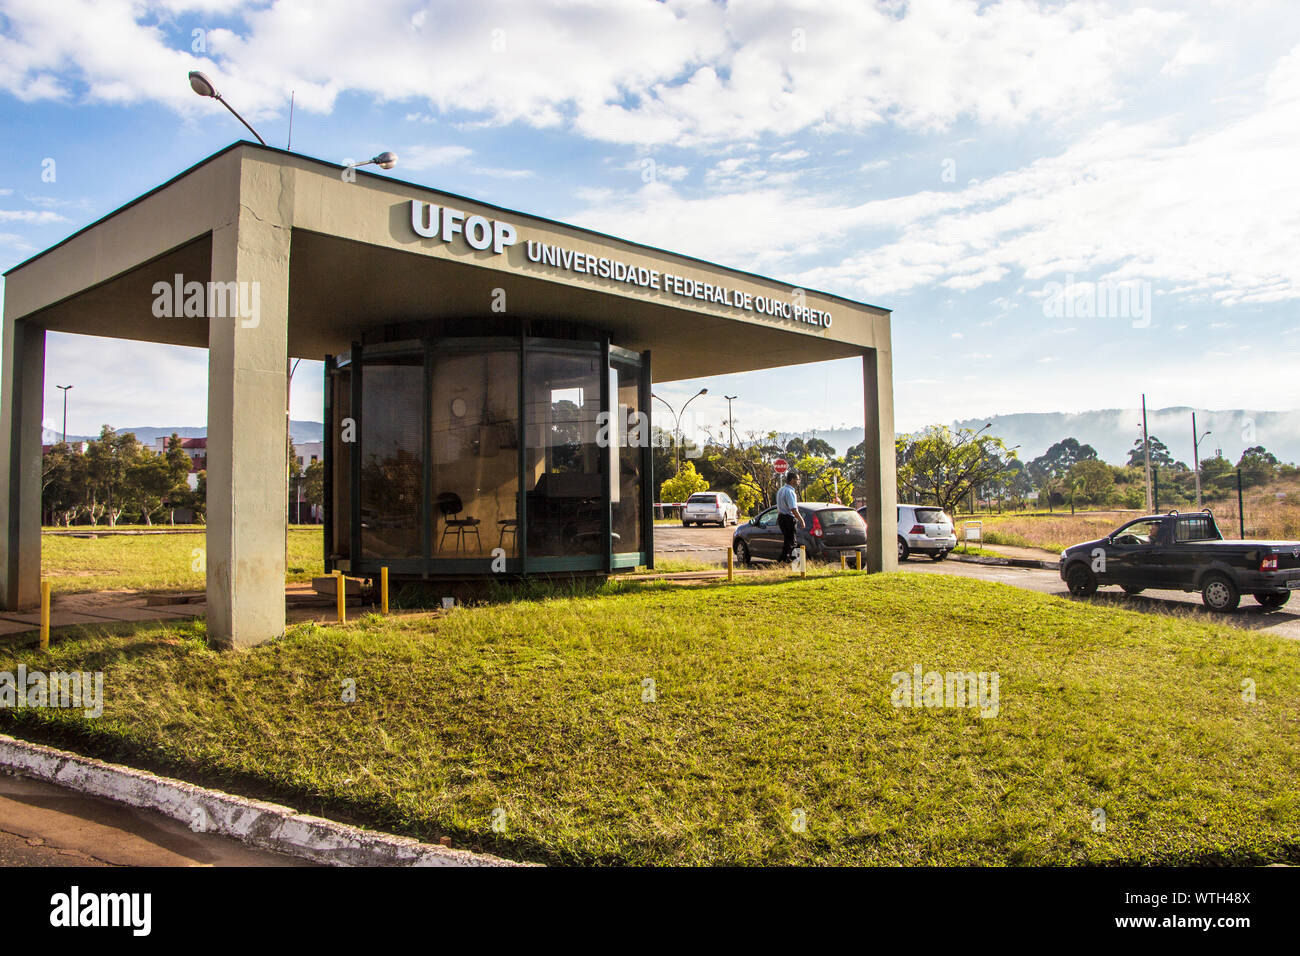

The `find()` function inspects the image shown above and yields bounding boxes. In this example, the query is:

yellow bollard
[799,546,807,578]
[726,547,734,582]
[840,553,847,571]
[856,551,863,572]
[39,580,50,651]
[381,566,389,614]
[336,572,346,624]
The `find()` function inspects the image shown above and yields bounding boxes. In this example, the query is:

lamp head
[188,70,218,98]
[372,151,398,170]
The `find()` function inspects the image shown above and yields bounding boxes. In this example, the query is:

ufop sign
[410,200,517,254]
[406,199,832,333]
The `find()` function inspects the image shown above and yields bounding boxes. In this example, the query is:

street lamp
[345,152,399,171]
[56,384,73,443]
[652,387,708,472]
[1192,412,1212,509]
[724,395,738,448]
[187,70,267,145]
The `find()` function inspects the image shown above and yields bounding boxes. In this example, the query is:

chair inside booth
[429,350,521,556]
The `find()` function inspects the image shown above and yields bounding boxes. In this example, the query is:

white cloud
[0,209,67,223]
[0,0,1189,145]
[397,144,474,170]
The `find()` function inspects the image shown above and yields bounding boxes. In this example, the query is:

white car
[682,491,739,527]
[896,504,956,561]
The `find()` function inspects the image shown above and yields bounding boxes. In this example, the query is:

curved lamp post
[652,387,708,473]
[188,71,266,145]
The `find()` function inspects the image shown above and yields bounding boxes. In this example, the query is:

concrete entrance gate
[1,142,897,647]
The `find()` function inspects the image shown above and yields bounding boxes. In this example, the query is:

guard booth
[1,142,898,646]
[327,319,652,577]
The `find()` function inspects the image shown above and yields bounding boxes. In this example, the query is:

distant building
[41,441,89,455]
[292,441,323,472]
[154,436,207,473]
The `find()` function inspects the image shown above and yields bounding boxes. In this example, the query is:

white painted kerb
[0,734,523,867]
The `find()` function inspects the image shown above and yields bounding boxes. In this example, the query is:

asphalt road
[0,773,311,867]
[903,558,1300,642]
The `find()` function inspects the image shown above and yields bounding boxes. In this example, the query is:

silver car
[896,504,956,561]
[682,491,739,527]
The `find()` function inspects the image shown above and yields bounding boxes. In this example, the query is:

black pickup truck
[1059,511,1300,611]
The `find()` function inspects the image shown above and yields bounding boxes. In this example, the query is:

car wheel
[734,539,752,566]
[1066,563,1098,597]
[1255,591,1290,611]
[930,551,948,562]
[897,537,910,562]
[1201,574,1240,612]
[1121,585,1145,595]
[682,521,691,527]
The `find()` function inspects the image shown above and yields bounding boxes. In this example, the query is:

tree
[1237,446,1279,488]
[303,459,325,513]
[805,437,835,459]
[83,426,142,525]
[805,465,852,504]
[896,425,1017,517]
[1127,435,1175,469]
[1200,455,1234,495]
[42,442,78,525]
[1068,458,1116,505]
[660,460,709,504]
[705,432,785,513]
[127,451,183,525]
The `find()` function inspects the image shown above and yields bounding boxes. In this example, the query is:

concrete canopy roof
[4,142,890,382]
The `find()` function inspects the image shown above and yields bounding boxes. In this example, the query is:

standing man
[776,471,806,563]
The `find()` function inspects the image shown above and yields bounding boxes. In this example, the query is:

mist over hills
[781,408,1300,465]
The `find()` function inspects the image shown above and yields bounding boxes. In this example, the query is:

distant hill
[46,409,1300,468]
[47,420,325,446]
[950,408,1300,467]
[777,407,1300,466]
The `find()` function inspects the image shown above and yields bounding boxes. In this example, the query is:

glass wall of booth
[324,332,650,577]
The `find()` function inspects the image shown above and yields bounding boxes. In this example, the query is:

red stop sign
[773,458,789,475]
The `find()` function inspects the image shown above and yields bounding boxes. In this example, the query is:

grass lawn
[3,572,1298,866]
[41,527,325,592]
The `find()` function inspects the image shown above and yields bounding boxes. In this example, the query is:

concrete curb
[0,734,525,867]
[946,552,1060,571]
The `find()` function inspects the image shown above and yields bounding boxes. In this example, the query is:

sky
[1,0,1298,453]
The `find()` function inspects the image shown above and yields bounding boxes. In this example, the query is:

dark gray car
[732,502,868,566]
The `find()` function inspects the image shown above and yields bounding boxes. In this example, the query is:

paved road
[0,773,311,867]
[653,522,734,563]
[904,558,1300,641]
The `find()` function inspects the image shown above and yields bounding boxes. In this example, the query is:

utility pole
[1141,393,1152,512]
[1191,412,1211,511]
[56,385,73,443]
[725,395,737,448]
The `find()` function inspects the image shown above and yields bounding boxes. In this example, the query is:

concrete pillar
[205,188,290,648]
[862,348,898,573]
[0,319,45,609]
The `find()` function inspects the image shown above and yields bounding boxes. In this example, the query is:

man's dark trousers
[778,513,796,562]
